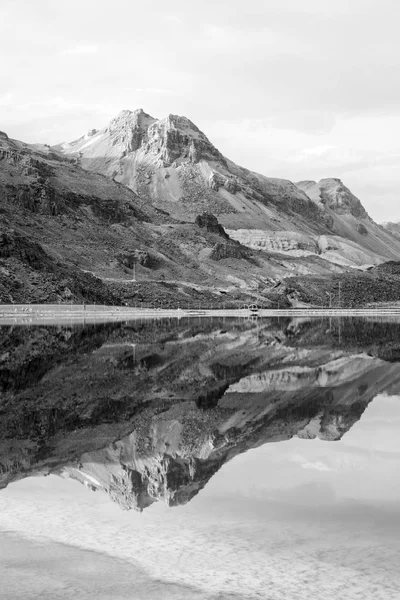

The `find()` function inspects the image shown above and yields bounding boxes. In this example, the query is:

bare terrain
[1,110,400,307]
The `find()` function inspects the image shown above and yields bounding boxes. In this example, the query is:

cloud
[0,92,12,107]
[200,24,313,57]
[288,451,365,473]
[15,96,79,111]
[295,145,338,159]
[301,460,335,472]
[62,44,99,56]
[163,14,184,25]
[289,453,336,472]
[290,145,371,173]
[134,87,177,96]
[8,96,121,118]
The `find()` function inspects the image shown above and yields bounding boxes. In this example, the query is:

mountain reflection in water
[1,316,400,512]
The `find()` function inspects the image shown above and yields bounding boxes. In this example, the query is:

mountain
[381,221,400,239]
[1,317,400,509]
[0,126,349,308]
[58,109,400,269]
[2,109,400,307]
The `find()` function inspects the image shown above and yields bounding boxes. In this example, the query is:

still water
[0,317,399,599]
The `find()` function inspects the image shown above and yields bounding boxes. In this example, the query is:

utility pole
[338,281,342,308]
[325,291,332,308]
[132,262,136,282]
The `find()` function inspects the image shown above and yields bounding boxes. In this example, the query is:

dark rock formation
[195,212,229,238]
[357,223,368,235]
[210,242,248,261]
[224,178,238,194]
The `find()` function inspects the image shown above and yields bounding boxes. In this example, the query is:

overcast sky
[1,0,399,221]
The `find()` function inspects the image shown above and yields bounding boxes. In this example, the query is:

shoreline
[2,303,400,325]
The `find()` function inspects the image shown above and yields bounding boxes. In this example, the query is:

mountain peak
[296,178,368,219]
[109,107,154,122]
[318,178,368,218]
[106,108,156,131]
[143,112,224,166]
[103,108,157,153]
[58,107,226,167]
[163,113,202,133]
[320,177,342,184]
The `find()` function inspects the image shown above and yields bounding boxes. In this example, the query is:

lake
[1,316,399,599]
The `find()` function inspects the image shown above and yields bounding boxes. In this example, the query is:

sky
[1,393,400,599]
[1,0,400,221]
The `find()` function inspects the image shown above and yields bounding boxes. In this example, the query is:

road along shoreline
[2,304,400,325]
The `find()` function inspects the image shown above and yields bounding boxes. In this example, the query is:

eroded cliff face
[2,317,400,510]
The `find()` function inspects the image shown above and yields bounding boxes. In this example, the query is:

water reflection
[1,317,400,512]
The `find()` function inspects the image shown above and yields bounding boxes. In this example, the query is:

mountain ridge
[56,108,400,269]
[0,124,352,307]
[2,108,400,307]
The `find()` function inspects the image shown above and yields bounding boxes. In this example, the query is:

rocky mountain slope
[2,108,400,307]
[0,127,350,307]
[268,261,400,308]
[58,109,400,269]
[2,317,400,509]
